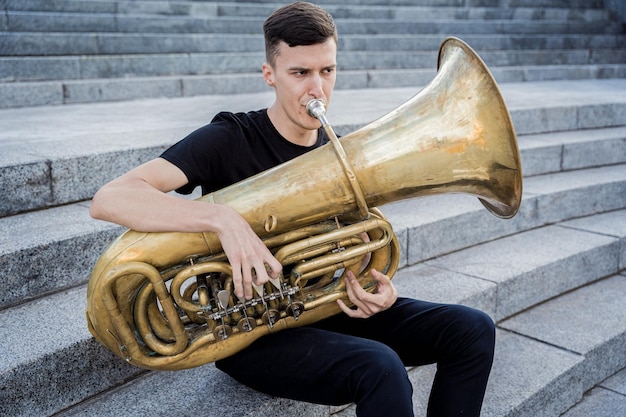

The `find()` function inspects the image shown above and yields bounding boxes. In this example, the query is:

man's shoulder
[211,109,268,126]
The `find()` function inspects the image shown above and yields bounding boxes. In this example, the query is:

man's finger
[337,299,366,318]
[241,263,255,300]
[232,264,244,299]
[344,272,377,316]
[345,270,376,303]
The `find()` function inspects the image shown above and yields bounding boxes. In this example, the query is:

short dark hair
[263,2,338,66]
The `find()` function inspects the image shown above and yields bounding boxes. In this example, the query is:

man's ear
[262,63,275,87]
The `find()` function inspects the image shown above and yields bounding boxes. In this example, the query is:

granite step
[3,33,623,57]
[382,165,626,267]
[303,0,608,7]
[4,1,614,21]
[4,63,626,109]
[494,273,626,416]
[1,79,625,216]
[6,0,608,20]
[560,366,626,416]
[1,208,622,417]
[3,11,620,35]
[3,47,624,84]
[2,4,611,21]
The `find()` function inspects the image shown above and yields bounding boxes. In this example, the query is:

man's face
[263,38,337,140]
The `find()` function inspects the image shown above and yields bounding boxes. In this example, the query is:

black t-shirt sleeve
[160,113,244,195]
[160,110,329,195]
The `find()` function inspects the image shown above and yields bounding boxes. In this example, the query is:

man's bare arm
[89,157,282,299]
[90,158,211,232]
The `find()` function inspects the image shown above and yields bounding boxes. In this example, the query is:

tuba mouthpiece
[306,99,327,120]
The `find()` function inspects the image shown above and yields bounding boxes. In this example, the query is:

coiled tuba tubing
[97,210,399,370]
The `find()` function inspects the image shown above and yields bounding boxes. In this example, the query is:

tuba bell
[86,37,522,370]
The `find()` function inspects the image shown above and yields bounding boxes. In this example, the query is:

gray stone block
[0,33,100,56]
[393,263,498,318]
[115,0,214,16]
[518,133,564,176]
[578,102,626,129]
[524,164,626,224]
[7,0,116,14]
[481,330,584,417]
[0,203,123,308]
[561,127,626,169]
[181,73,267,96]
[0,32,266,56]
[525,64,593,81]
[592,48,626,64]
[425,225,620,320]
[339,34,440,52]
[63,77,183,104]
[600,366,626,395]
[500,275,626,391]
[501,79,626,134]
[369,68,427,89]
[0,56,81,82]
[383,195,495,264]
[0,123,183,214]
[487,49,591,66]
[0,81,63,108]
[114,14,262,34]
[490,66,529,83]
[511,105,580,134]
[393,224,409,268]
[334,69,370,89]
[80,54,192,79]
[0,0,624,109]
[7,11,117,32]
[98,33,264,55]
[48,148,163,205]
[0,159,51,217]
[383,189,549,267]
[561,387,626,417]
[0,286,144,417]
[189,52,264,74]
[519,126,626,176]
[56,362,330,417]
[560,209,626,269]
[340,50,435,70]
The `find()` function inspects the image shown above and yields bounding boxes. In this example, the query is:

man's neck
[267,105,318,147]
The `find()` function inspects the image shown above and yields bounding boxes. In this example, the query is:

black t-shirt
[160,109,328,195]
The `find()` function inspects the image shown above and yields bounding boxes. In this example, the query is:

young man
[90,2,495,416]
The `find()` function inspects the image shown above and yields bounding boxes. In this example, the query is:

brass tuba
[86,37,522,370]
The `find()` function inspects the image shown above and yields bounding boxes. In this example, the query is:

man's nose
[308,74,324,98]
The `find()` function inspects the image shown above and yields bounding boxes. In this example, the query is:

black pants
[216,297,495,417]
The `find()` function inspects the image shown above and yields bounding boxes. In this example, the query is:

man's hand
[214,205,283,300]
[336,269,398,318]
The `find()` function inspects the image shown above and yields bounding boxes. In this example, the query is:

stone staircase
[1,1,625,417]
[1,0,626,108]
